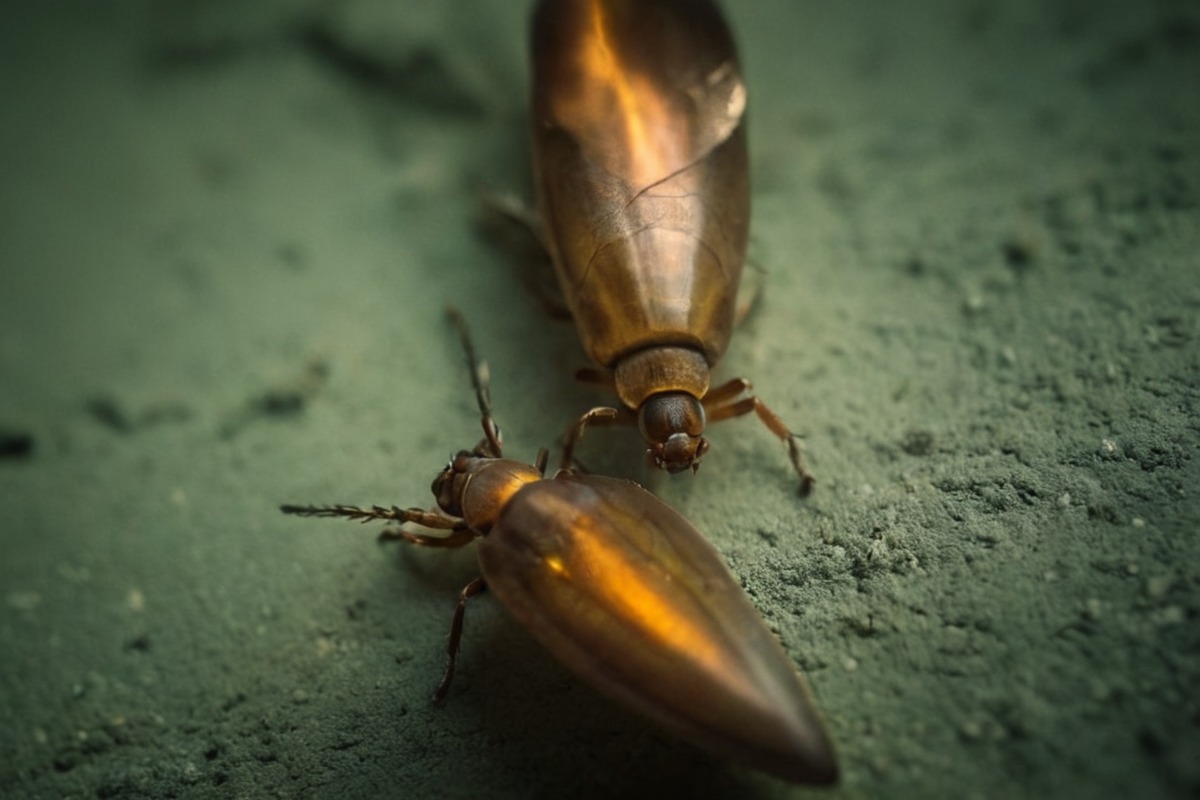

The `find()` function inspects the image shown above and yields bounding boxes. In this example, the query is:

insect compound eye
[431,468,448,498]
[640,393,707,473]
[430,467,458,514]
[431,451,474,516]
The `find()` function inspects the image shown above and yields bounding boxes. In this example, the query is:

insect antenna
[446,307,503,457]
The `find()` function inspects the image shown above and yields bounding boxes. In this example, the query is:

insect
[531,0,814,493]
[281,310,838,785]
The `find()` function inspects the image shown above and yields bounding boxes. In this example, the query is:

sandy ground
[1,0,1197,797]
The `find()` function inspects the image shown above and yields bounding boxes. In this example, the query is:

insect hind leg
[434,577,487,703]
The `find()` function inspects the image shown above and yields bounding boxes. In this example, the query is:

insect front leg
[378,526,477,548]
[559,406,623,471]
[703,379,815,496]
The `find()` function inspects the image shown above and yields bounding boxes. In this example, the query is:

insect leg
[434,577,487,703]
[733,259,766,326]
[533,447,550,475]
[559,406,621,470]
[477,191,572,320]
[378,526,476,548]
[700,376,754,406]
[703,380,815,496]
[574,367,617,388]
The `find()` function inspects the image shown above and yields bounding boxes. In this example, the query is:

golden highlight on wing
[566,0,688,187]
[537,490,729,678]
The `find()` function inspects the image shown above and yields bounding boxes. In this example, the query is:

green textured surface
[1,1,1197,797]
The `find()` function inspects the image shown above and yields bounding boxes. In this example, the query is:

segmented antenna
[445,307,503,457]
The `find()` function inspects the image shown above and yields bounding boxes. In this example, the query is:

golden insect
[281,310,837,784]
[531,0,813,492]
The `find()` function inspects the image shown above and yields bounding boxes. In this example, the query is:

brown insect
[281,310,838,785]
[531,0,813,493]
